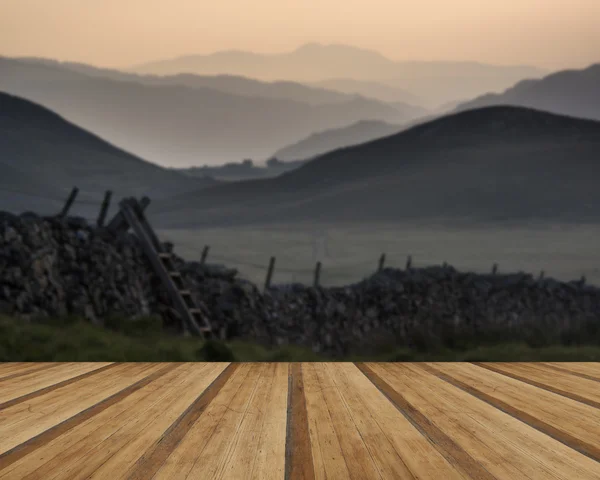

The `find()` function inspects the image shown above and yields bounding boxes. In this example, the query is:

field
[157,222,600,287]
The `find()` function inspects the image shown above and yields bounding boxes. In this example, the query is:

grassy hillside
[151,106,600,227]
[2,315,599,362]
[0,92,214,215]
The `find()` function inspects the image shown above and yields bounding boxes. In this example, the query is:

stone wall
[2,212,599,356]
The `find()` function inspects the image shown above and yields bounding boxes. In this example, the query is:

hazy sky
[1,0,598,69]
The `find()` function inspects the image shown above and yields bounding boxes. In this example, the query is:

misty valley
[1,44,600,362]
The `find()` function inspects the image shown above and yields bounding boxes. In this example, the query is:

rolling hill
[132,43,547,107]
[455,64,600,121]
[0,57,423,167]
[149,106,600,227]
[0,92,215,216]
[271,120,404,161]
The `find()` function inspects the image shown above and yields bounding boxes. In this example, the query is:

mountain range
[0,57,424,167]
[0,92,215,216]
[455,64,600,121]
[150,106,600,227]
[131,43,547,107]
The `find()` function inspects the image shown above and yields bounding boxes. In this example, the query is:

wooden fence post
[59,187,79,218]
[200,245,210,265]
[538,270,545,281]
[96,190,112,227]
[492,263,498,275]
[264,256,275,292]
[313,261,322,288]
[378,253,386,272]
[406,255,412,270]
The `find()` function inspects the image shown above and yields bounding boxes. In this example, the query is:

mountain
[0,92,215,216]
[271,120,403,161]
[149,107,600,227]
[132,43,547,107]
[13,57,365,106]
[0,57,421,167]
[455,64,600,121]
[310,78,423,106]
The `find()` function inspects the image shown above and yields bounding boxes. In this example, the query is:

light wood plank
[249,363,288,480]
[425,362,600,460]
[545,362,600,379]
[44,363,226,480]
[370,363,600,480]
[0,363,160,454]
[0,363,113,404]
[333,363,468,480]
[477,362,600,408]
[0,364,184,479]
[152,363,254,479]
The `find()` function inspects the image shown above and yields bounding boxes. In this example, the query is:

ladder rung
[200,327,212,333]
[168,271,181,277]
[179,290,192,296]
[158,252,171,259]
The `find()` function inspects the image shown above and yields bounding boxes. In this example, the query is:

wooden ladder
[118,197,212,339]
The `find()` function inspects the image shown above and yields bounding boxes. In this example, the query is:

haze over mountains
[132,43,547,108]
[272,120,403,162]
[0,92,215,215]
[151,107,600,228]
[456,64,600,121]
[0,57,426,167]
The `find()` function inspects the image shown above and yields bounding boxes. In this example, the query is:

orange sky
[1,0,598,69]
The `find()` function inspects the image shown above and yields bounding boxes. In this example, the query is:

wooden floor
[0,363,599,479]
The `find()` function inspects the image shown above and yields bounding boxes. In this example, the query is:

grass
[157,222,600,287]
[1,315,599,362]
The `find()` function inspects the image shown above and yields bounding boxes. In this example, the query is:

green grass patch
[1,315,599,362]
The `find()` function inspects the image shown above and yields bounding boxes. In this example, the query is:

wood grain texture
[0,362,598,480]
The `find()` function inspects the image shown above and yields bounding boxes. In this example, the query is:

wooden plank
[475,362,600,408]
[534,362,600,382]
[0,363,161,454]
[41,363,227,480]
[303,363,351,480]
[250,363,288,480]
[127,363,239,480]
[423,362,600,461]
[331,363,466,480]
[367,363,600,480]
[0,363,114,406]
[357,363,495,480]
[217,363,283,479]
[0,364,59,381]
[0,363,181,478]
[150,363,254,479]
[545,362,600,379]
[177,363,265,479]
[285,363,314,480]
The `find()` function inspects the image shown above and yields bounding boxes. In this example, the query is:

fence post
[264,256,275,292]
[378,253,386,272]
[538,270,545,281]
[492,263,498,275]
[313,261,322,288]
[406,255,412,270]
[96,190,112,227]
[580,275,586,286]
[200,245,210,265]
[59,187,79,218]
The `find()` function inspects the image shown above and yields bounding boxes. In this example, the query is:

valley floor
[158,222,600,287]
[0,362,599,479]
